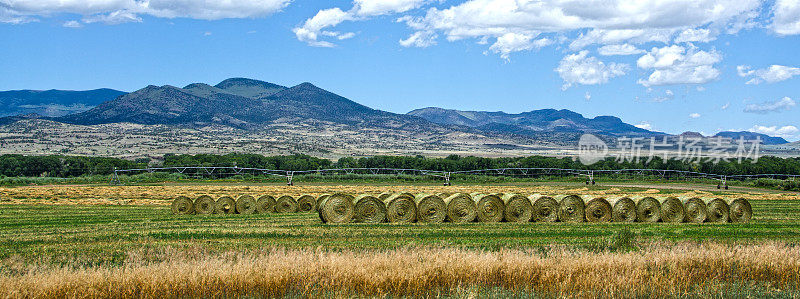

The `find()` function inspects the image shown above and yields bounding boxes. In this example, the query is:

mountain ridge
[408,107,663,138]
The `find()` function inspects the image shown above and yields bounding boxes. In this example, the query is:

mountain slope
[408,107,660,137]
[714,131,789,145]
[0,88,126,117]
[57,78,446,133]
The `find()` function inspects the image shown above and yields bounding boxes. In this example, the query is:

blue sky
[1,0,799,141]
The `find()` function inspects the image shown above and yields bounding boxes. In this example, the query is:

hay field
[1,182,797,205]
[2,243,799,298]
[1,182,799,297]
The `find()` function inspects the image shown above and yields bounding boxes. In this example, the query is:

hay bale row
[172,193,753,224]
[170,194,317,215]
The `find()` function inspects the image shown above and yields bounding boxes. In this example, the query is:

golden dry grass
[1,243,798,298]
[0,183,794,205]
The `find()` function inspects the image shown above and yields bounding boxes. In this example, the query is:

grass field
[0,181,799,297]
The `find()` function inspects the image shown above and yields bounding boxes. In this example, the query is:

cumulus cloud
[689,113,701,119]
[487,32,552,60]
[294,0,430,47]
[744,97,796,114]
[555,51,628,90]
[674,28,716,43]
[0,0,290,24]
[405,0,759,54]
[294,0,761,60]
[772,0,800,35]
[737,65,800,84]
[597,44,645,56]
[293,7,353,47]
[721,102,730,110]
[749,125,800,140]
[636,45,722,86]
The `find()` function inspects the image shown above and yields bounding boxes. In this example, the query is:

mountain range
[0,78,790,155]
[0,88,125,117]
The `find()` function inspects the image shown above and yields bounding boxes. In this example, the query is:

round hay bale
[275,195,298,213]
[658,196,685,223]
[583,196,612,223]
[296,194,316,212]
[502,193,533,223]
[256,195,276,214]
[377,192,393,200]
[384,192,417,223]
[415,193,447,223]
[681,196,707,223]
[214,196,236,214]
[727,197,752,223]
[318,193,355,223]
[555,194,585,223]
[471,193,505,223]
[529,194,558,222]
[235,195,257,214]
[171,196,194,215]
[606,196,636,222]
[705,198,730,223]
[316,194,331,210]
[634,196,661,223]
[353,194,387,223]
[437,192,452,199]
[443,193,477,223]
[194,195,215,215]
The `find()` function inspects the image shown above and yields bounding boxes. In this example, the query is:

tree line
[0,153,798,177]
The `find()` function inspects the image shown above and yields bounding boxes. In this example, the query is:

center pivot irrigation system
[111,166,800,189]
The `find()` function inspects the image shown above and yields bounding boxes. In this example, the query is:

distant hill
[0,88,126,117]
[408,107,662,138]
[714,131,789,145]
[58,78,442,132]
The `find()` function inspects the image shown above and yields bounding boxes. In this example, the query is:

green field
[2,198,799,264]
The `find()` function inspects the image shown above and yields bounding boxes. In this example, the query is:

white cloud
[674,28,716,43]
[62,20,82,28]
[652,89,675,102]
[399,30,437,47]
[555,51,628,90]
[0,0,290,24]
[353,0,430,16]
[597,44,644,56]
[487,32,551,60]
[689,113,701,119]
[82,10,141,24]
[749,125,800,140]
[294,0,430,47]
[293,8,353,47]
[636,45,722,87]
[744,97,796,114]
[570,29,674,50]
[721,102,730,110]
[584,92,591,101]
[772,0,800,35]
[635,121,653,131]
[737,65,800,84]
[404,0,760,54]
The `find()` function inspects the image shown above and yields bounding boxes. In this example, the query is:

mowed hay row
[4,243,800,298]
[170,192,753,223]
